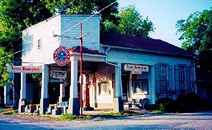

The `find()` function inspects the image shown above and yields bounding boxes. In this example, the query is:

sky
[118,0,212,47]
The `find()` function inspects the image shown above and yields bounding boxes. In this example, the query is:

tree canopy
[176,8,212,52]
[119,6,154,37]
[43,0,118,22]
[103,6,154,37]
[0,48,13,86]
[0,0,51,48]
[176,8,212,88]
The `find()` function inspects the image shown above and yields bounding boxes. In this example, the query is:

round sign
[53,46,70,66]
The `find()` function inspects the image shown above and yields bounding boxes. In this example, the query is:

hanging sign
[53,46,70,66]
[49,66,67,82]
[124,64,149,74]
[49,70,67,82]
[12,66,42,73]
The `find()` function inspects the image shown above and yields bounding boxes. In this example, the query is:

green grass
[103,112,122,116]
[150,110,163,114]
[0,107,17,115]
[0,107,4,113]
[58,114,93,121]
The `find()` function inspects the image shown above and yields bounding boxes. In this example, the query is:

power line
[61,1,117,35]
[0,49,25,61]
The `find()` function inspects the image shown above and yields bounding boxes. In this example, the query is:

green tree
[0,0,51,48]
[0,48,13,86]
[176,9,212,51]
[118,6,154,37]
[176,8,212,88]
[43,0,118,21]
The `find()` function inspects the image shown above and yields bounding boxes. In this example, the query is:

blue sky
[118,0,212,47]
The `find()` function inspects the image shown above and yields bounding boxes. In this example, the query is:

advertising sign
[49,66,67,83]
[124,64,149,74]
[12,66,42,73]
[53,46,70,66]
[49,70,67,82]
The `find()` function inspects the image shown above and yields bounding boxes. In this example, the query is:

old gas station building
[16,15,195,115]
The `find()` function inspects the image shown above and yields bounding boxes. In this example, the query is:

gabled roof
[100,33,193,58]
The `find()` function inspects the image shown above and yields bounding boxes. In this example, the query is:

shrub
[155,93,212,113]
[156,98,177,112]
[176,92,211,112]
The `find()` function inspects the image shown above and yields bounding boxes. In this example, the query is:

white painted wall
[22,15,101,65]
[22,15,61,65]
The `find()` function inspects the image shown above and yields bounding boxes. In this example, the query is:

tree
[176,8,212,89]
[176,9,212,52]
[0,48,13,87]
[0,0,51,48]
[118,6,154,37]
[43,0,118,21]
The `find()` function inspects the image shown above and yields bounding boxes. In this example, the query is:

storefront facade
[18,15,195,115]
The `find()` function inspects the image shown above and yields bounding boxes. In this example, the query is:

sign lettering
[12,66,42,73]
[124,64,149,73]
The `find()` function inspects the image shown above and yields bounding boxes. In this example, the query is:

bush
[156,98,177,112]
[155,93,212,113]
[176,92,211,112]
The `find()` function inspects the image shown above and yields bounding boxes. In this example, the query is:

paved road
[1,113,212,130]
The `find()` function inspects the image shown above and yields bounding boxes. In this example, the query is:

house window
[174,64,193,93]
[155,63,172,96]
[22,34,33,56]
[37,39,41,49]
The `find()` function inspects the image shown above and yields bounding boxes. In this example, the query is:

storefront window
[98,81,111,96]
[132,72,149,94]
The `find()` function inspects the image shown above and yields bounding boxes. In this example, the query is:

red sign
[12,66,42,73]
[53,46,70,66]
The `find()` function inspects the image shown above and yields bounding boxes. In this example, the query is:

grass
[0,107,4,113]
[150,110,163,115]
[0,107,17,115]
[58,114,93,121]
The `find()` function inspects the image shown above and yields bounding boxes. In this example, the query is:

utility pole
[79,23,83,115]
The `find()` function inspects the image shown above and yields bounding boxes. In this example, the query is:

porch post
[40,64,49,115]
[114,63,123,112]
[150,65,156,104]
[18,72,26,113]
[59,83,64,103]
[129,73,133,99]
[68,56,80,115]
[193,64,197,94]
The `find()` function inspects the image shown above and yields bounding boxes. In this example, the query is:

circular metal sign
[53,46,70,66]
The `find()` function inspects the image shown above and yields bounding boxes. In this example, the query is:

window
[37,39,41,49]
[174,65,194,93]
[98,81,111,96]
[22,34,33,56]
[155,63,172,96]
[132,72,149,94]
